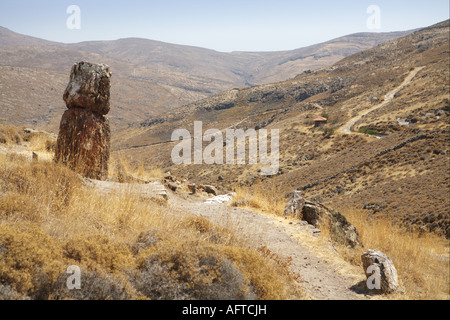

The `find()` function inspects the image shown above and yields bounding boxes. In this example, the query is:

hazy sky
[0,0,448,52]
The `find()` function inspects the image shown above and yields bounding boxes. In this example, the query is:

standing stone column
[55,62,112,180]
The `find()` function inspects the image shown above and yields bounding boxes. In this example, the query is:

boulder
[55,108,110,180]
[200,185,219,196]
[63,61,112,116]
[361,249,399,294]
[283,190,363,248]
[167,182,178,192]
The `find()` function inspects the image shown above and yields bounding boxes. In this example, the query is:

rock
[361,250,399,294]
[63,61,112,116]
[283,190,305,217]
[163,173,176,182]
[167,182,178,192]
[205,194,233,204]
[55,108,111,180]
[283,190,363,248]
[200,184,219,196]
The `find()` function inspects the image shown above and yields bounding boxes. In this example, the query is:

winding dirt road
[340,67,424,134]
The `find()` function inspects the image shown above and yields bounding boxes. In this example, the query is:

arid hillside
[0,26,413,131]
[114,20,450,238]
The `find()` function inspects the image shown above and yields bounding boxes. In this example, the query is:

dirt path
[340,67,424,134]
[168,193,371,300]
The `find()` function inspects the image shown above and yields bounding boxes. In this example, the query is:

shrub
[0,224,65,299]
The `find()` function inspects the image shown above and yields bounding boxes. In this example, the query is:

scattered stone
[204,194,233,204]
[284,190,363,248]
[164,173,176,182]
[361,249,399,294]
[167,182,178,192]
[200,184,219,196]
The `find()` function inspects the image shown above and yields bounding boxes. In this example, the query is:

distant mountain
[0,26,415,131]
[65,30,415,86]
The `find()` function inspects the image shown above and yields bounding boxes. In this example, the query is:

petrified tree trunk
[56,108,110,180]
[283,190,363,248]
[361,249,399,294]
[63,62,112,115]
[55,62,112,180]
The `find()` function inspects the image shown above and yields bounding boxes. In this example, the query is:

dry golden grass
[0,150,303,300]
[0,125,23,145]
[230,182,286,216]
[333,207,450,300]
[109,153,164,183]
[232,180,449,300]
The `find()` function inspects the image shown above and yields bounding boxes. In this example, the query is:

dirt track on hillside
[340,67,424,134]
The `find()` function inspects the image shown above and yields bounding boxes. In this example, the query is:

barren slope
[115,20,449,237]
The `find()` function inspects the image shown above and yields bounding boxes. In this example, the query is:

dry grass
[230,182,286,216]
[333,207,450,300]
[232,180,449,300]
[0,125,23,145]
[0,149,303,300]
[109,153,164,183]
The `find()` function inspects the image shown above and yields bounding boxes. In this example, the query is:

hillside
[1,124,448,300]
[114,20,450,238]
[0,26,414,131]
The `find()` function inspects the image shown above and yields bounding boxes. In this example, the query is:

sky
[0,0,448,52]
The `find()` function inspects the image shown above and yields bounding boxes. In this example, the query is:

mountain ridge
[0,26,416,130]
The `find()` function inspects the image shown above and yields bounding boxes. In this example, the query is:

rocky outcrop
[55,62,112,180]
[361,249,399,294]
[284,191,363,248]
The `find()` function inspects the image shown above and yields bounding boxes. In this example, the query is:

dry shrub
[221,246,293,300]
[109,153,164,183]
[0,149,303,300]
[231,183,286,215]
[25,132,56,153]
[0,192,40,222]
[0,125,22,145]
[134,240,256,300]
[0,154,82,221]
[63,234,136,274]
[182,216,236,245]
[50,269,140,300]
[0,224,65,299]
